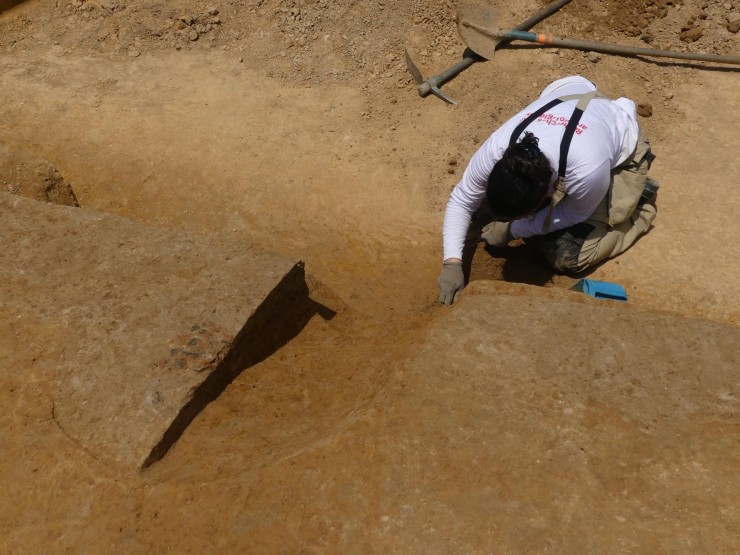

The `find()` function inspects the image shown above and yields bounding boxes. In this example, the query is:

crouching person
[438,75,659,305]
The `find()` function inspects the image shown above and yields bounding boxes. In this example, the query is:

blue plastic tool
[570,279,628,302]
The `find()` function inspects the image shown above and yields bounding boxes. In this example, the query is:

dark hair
[486,132,553,221]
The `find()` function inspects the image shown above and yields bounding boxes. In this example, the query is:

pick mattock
[458,5,740,66]
[405,0,575,106]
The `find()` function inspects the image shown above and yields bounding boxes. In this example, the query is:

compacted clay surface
[1,0,738,551]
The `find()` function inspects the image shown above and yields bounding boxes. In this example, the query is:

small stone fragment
[588,51,601,63]
[188,30,200,41]
[637,103,653,117]
[727,15,740,33]
[679,27,703,42]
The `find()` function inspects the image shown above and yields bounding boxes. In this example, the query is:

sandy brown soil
[1,0,739,551]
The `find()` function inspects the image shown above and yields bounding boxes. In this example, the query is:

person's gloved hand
[438,260,465,305]
[481,221,513,247]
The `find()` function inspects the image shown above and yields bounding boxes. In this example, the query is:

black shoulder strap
[557,106,586,179]
[509,99,563,147]
[509,91,602,180]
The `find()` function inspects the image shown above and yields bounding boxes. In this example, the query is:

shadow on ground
[144,269,337,468]
[0,0,28,14]
[462,205,582,289]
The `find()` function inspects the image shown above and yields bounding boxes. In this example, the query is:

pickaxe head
[404,48,460,106]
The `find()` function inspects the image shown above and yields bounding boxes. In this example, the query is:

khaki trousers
[543,130,657,273]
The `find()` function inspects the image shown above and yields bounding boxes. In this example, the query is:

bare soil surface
[1,0,738,551]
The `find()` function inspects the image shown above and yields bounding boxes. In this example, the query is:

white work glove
[438,260,465,305]
[481,221,513,247]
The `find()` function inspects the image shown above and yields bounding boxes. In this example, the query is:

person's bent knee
[543,224,595,274]
[545,240,590,273]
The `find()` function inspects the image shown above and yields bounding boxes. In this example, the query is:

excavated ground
[1,0,738,551]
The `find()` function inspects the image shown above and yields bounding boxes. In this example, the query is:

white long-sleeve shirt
[442,76,639,261]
